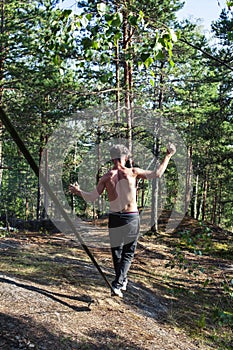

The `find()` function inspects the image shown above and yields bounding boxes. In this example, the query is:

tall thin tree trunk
[115,43,120,124]
[185,145,193,214]
[217,182,222,225]
[202,173,208,221]
[123,8,133,155]
[211,173,221,225]
[0,0,5,190]
[43,139,48,219]
[114,2,120,125]
[193,173,199,219]
[150,143,160,231]
[37,113,48,219]
[96,128,102,217]
[37,132,43,219]
[211,189,217,224]
[71,142,78,214]
[0,125,2,189]
[150,62,164,232]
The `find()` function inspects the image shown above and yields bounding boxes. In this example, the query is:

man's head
[110,144,131,162]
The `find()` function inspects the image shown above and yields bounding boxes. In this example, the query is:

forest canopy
[0,0,232,232]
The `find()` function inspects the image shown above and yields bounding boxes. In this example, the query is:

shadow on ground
[0,312,145,350]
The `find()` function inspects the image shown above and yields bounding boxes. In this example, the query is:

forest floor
[0,211,232,350]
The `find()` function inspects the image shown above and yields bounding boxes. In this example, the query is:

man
[69,143,176,297]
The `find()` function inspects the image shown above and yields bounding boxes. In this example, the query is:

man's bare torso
[103,166,138,213]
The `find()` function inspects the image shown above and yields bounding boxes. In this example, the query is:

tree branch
[180,38,233,72]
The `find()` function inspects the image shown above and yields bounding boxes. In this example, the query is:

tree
[0,0,80,220]
[71,0,183,227]
[162,14,233,229]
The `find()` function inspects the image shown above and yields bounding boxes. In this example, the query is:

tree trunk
[114,2,120,125]
[96,128,102,217]
[185,145,193,214]
[123,8,133,155]
[0,125,2,190]
[150,62,164,232]
[150,148,160,233]
[37,114,48,219]
[71,142,78,214]
[212,192,217,224]
[42,142,49,219]
[201,173,208,221]
[217,181,222,225]
[193,173,199,219]
[115,42,120,124]
[0,0,5,190]
[37,133,43,219]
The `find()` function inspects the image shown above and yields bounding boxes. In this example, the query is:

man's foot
[121,279,128,291]
[111,286,123,298]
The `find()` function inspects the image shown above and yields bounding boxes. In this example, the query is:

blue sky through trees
[177,0,227,30]
[59,0,227,31]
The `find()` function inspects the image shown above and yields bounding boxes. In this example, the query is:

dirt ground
[0,214,232,350]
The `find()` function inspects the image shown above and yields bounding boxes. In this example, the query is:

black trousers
[108,212,140,289]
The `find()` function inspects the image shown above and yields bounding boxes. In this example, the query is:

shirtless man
[69,143,176,297]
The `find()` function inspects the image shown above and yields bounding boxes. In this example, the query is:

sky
[177,0,227,30]
[60,0,228,31]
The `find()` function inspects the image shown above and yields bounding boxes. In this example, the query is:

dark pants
[108,212,140,289]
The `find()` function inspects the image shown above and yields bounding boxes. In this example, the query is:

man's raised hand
[167,143,176,156]
[69,182,80,195]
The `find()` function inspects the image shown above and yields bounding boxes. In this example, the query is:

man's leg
[108,213,124,291]
[111,244,123,280]
[113,238,138,289]
[111,214,140,289]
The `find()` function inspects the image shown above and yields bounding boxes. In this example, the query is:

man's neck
[112,159,125,169]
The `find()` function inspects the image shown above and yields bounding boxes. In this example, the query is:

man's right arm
[69,177,106,202]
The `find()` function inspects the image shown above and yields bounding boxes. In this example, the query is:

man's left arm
[134,143,176,180]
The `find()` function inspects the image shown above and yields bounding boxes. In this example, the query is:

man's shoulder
[100,170,114,181]
[132,166,143,174]
[131,167,147,178]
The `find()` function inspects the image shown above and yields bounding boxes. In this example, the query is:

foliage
[0,0,81,219]
[0,0,232,231]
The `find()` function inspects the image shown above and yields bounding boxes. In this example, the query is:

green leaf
[149,78,154,87]
[144,56,154,69]
[82,37,92,49]
[113,31,122,45]
[169,59,175,67]
[137,61,144,71]
[97,2,108,16]
[138,10,144,20]
[111,12,123,28]
[92,41,99,50]
[141,52,150,62]
[80,15,89,28]
[128,15,138,26]
[153,42,163,53]
[169,29,178,42]
[53,54,61,66]
[62,9,72,18]
[155,51,165,60]
[86,13,92,21]
[227,1,233,9]
[105,13,114,25]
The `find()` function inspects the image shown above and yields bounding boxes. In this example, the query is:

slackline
[0,107,113,292]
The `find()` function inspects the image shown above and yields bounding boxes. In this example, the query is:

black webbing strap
[0,107,112,291]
